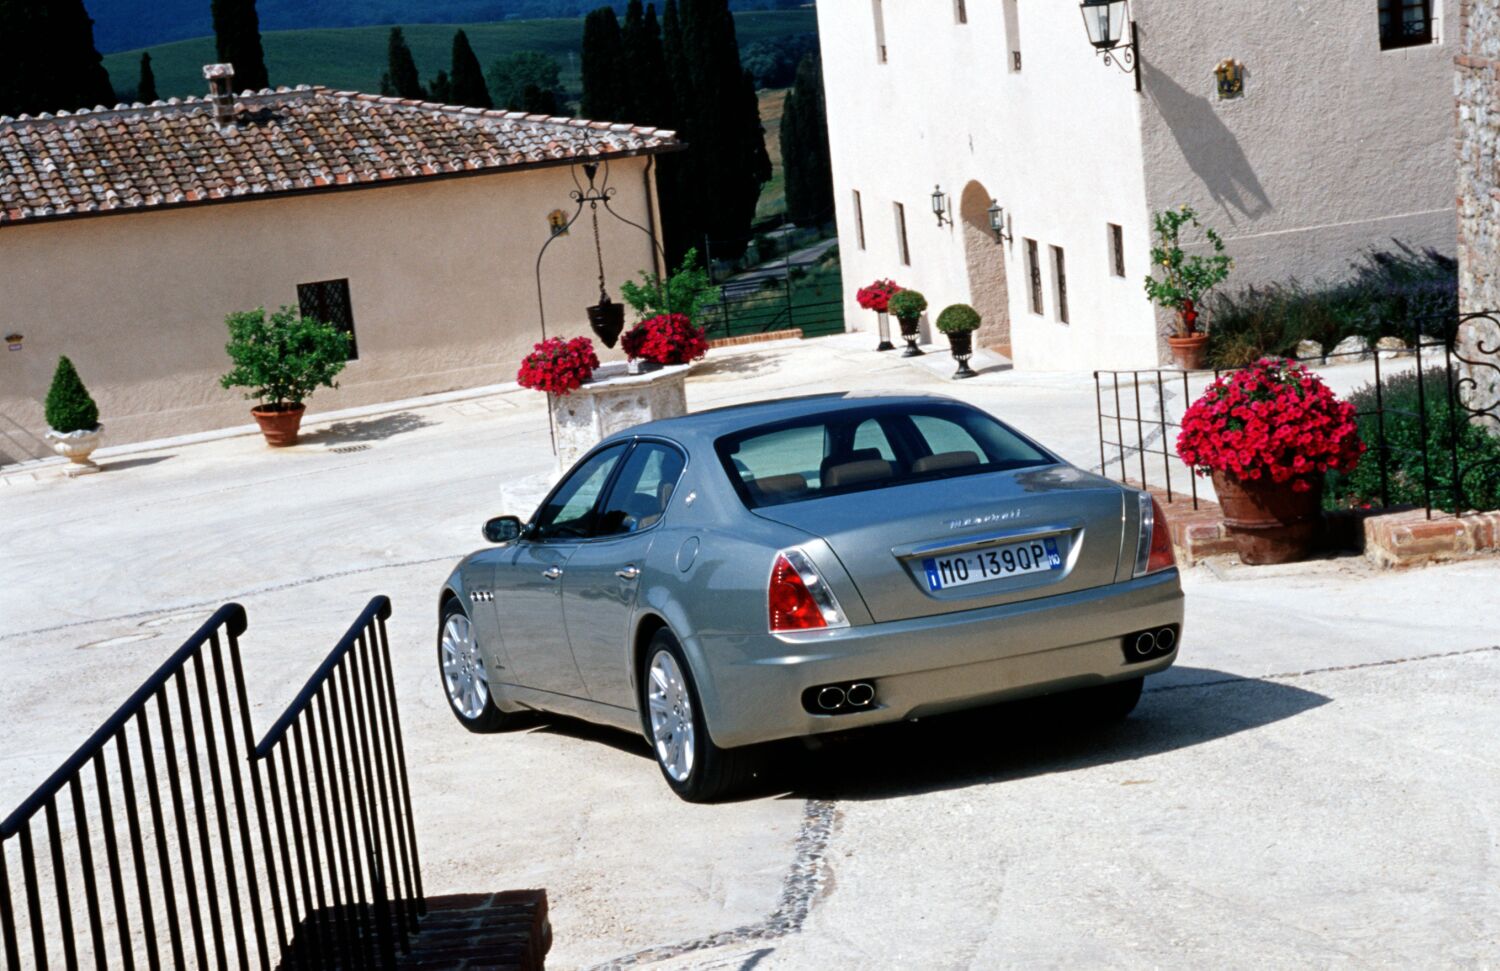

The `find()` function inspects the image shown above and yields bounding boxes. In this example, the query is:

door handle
[542,566,563,580]
[615,564,641,581]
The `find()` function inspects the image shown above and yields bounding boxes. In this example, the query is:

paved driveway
[2,335,1496,968]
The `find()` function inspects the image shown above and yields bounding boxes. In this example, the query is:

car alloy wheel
[440,611,489,720]
[647,649,696,782]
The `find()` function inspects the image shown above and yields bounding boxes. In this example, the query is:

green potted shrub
[43,355,103,476]
[887,288,928,357]
[220,306,351,447]
[936,304,982,379]
[1144,206,1233,369]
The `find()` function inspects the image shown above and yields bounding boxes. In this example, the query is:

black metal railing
[1093,313,1500,518]
[0,595,421,970]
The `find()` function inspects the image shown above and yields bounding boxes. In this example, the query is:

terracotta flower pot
[945,330,977,379]
[1167,333,1209,370]
[896,315,924,357]
[252,403,306,447]
[1211,470,1322,565]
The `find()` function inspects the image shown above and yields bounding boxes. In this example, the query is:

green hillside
[100,11,818,103]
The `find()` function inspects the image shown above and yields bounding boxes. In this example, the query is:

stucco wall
[1135,0,1459,302]
[0,157,662,460]
[818,0,1159,371]
[1458,0,1500,311]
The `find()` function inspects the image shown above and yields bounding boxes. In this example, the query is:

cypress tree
[621,1,671,126]
[780,53,833,225]
[579,6,626,120]
[0,0,114,117]
[380,27,426,100]
[211,0,268,92]
[137,52,159,103]
[448,30,492,108]
[428,70,452,104]
[657,0,693,265]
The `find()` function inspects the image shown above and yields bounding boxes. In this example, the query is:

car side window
[911,414,985,458]
[532,444,627,540]
[595,443,687,537]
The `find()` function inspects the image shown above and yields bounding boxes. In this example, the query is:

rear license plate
[922,537,1061,591]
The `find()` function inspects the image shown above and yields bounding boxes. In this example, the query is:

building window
[1108,223,1125,277]
[1379,0,1433,48]
[854,190,866,250]
[1051,246,1069,324]
[873,0,888,63]
[1004,0,1022,72]
[1024,239,1043,315]
[955,0,968,24]
[894,202,910,266]
[298,278,358,360]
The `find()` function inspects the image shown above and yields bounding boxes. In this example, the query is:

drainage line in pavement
[0,552,468,642]
[1146,644,1500,693]
[585,799,837,970]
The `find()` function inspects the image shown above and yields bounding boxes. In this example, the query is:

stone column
[1456,0,1500,431]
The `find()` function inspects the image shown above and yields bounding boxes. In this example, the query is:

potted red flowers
[1177,358,1365,564]
[856,279,901,351]
[517,336,601,395]
[621,313,709,372]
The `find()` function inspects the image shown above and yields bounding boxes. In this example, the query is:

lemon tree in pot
[44,355,104,476]
[887,288,928,357]
[936,304,982,379]
[1144,206,1232,370]
[221,306,351,447]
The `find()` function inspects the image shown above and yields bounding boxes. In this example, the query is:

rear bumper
[692,570,1184,748]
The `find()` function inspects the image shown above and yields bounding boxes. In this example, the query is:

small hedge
[44,356,99,433]
[887,289,928,320]
[936,303,981,334]
[1325,367,1500,514]
[1207,247,1457,368]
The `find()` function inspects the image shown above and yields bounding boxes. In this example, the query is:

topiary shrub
[1324,367,1500,514]
[44,356,100,433]
[936,303,982,334]
[887,289,928,320]
[220,306,351,411]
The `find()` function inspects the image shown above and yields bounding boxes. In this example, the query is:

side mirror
[483,515,524,544]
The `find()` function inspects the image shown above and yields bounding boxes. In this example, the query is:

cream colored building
[0,69,676,461]
[819,0,1459,369]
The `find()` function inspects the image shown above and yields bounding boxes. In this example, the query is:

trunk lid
[752,465,1127,623]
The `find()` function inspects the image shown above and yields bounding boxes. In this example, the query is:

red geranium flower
[517,336,600,395]
[1176,357,1365,491]
[621,313,709,366]
[856,279,902,313]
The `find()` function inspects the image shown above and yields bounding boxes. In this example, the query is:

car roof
[603,391,964,448]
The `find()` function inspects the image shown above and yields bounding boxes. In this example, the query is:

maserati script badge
[947,510,1022,530]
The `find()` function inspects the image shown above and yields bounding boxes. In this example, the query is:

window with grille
[873,0,888,62]
[1025,239,1043,315]
[854,190,866,250]
[298,278,358,360]
[1108,223,1125,277]
[1051,246,1069,324]
[1379,0,1433,48]
[1004,0,1022,72]
[895,202,910,266]
[955,0,968,24]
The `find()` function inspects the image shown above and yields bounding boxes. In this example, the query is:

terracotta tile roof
[0,86,680,225]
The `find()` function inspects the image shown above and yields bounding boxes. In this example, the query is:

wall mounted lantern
[931,185,952,227]
[987,200,1012,243]
[1079,0,1141,92]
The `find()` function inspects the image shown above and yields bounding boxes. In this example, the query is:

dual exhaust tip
[1123,625,1179,664]
[805,680,876,715]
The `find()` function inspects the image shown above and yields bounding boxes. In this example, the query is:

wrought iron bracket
[1097,20,1142,93]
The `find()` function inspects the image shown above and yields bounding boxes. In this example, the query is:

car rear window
[716,402,1055,508]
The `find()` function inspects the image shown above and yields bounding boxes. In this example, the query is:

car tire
[1077,675,1144,722]
[640,629,757,803]
[438,598,513,733]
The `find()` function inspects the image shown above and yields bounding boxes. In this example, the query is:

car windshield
[715,401,1055,508]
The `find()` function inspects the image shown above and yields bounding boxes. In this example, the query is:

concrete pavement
[2,333,1496,969]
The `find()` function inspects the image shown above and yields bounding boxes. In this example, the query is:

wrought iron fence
[0,595,421,970]
[1093,312,1500,518]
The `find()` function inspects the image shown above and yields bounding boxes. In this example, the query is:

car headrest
[820,448,885,483]
[658,480,675,509]
[822,458,894,488]
[749,473,809,501]
[912,450,981,474]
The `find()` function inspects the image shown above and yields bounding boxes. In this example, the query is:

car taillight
[1134,493,1176,576]
[769,549,848,633]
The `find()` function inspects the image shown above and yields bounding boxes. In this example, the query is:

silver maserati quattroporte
[438,393,1183,801]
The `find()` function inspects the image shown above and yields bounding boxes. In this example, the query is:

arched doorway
[960,181,1010,353]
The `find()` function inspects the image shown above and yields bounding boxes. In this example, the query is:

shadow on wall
[0,413,51,466]
[1142,57,1273,224]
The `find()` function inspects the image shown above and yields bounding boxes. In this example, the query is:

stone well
[549,362,690,472]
